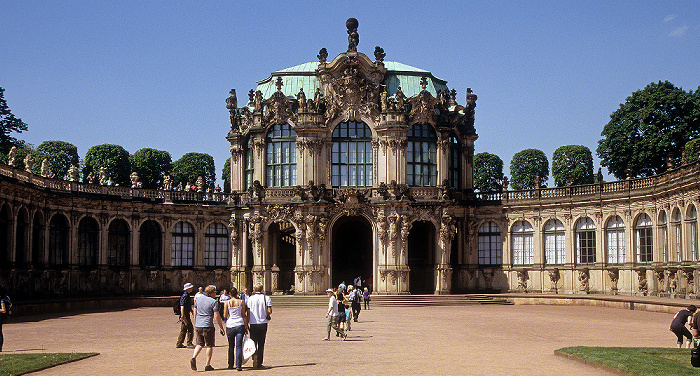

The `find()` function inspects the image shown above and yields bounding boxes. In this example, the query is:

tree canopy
[13,147,46,175]
[0,87,28,156]
[36,140,79,179]
[221,157,231,193]
[597,81,700,180]
[510,148,549,190]
[552,145,594,187]
[473,152,503,191]
[83,144,131,186]
[130,148,172,189]
[171,152,216,188]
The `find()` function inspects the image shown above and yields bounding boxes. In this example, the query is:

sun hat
[183,282,194,290]
[326,288,334,293]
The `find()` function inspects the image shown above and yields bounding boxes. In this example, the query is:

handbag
[242,335,256,364]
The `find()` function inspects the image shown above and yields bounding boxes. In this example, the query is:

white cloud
[669,25,688,37]
[663,14,677,22]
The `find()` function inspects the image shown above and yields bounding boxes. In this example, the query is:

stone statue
[297,88,307,110]
[534,173,540,188]
[374,46,385,62]
[162,175,171,190]
[317,48,328,63]
[346,18,359,52]
[247,89,255,106]
[314,88,323,107]
[86,171,95,184]
[23,153,34,173]
[578,269,590,293]
[130,172,140,188]
[99,167,108,185]
[40,159,49,177]
[254,90,263,112]
[68,165,79,181]
[7,146,16,167]
[395,86,405,110]
[502,176,509,191]
[196,176,204,192]
[226,89,237,126]
[597,167,603,183]
[380,88,388,112]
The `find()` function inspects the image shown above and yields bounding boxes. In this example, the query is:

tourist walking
[190,285,225,371]
[194,286,204,304]
[224,287,248,371]
[219,288,231,317]
[348,285,361,321]
[323,288,346,340]
[363,287,370,310]
[671,304,696,348]
[176,282,195,349]
[247,283,272,369]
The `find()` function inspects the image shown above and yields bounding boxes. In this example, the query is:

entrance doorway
[332,216,372,289]
[408,221,435,294]
[268,222,296,293]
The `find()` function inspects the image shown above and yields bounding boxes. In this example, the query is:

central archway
[332,216,372,288]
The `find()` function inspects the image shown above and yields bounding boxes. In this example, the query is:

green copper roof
[254,61,448,101]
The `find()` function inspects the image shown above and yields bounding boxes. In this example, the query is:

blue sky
[1,1,698,185]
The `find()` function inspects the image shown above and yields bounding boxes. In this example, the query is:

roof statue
[346,18,359,52]
[374,46,385,63]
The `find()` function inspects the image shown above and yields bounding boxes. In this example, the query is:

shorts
[338,311,346,323]
[195,326,216,347]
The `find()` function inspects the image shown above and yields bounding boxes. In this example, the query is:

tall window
[478,221,501,265]
[331,121,373,187]
[448,135,461,189]
[659,211,668,263]
[511,220,533,265]
[606,215,625,264]
[204,223,228,267]
[407,124,437,186]
[635,213,653,263]
[108,219,130,268]
[576,217,596,264]
[672,209,682,262]
[139,220,162,269]
[244,137,254,189]
[49,214,70,267]
[77,217,99,267]
[172,221,194,267]
[688,206,698,261]
[544,219,565,264]
[265,123,297,187]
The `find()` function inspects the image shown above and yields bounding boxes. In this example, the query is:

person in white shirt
[323,288,346,341]
[246,284,272,369]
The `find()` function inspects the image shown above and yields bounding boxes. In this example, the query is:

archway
[332,216,372,288]
[268,221,296,293]
[408,220,435,294]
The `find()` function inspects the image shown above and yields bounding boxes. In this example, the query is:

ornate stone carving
[130,171,140,188]
[226,89,237,127]
[516,270,529,292]
[578,268,590,293]
[684,268,695,297]
[607,268,619,294]
[264,78,296,125]
[7,146,16,167]
[636,268,648,296]
[99,167,108,185]
[68,165,79,181]
[40,158,49,177]
[247,213,265,258]
[374,46,385,62]
[346,18,359,52]
[400,215,411,258]
[407,77,439,125]
[548,268,560,292]
[317,48,328,63]
[23,153,34,173]
[297,88,307,111]
[248,180,265,202]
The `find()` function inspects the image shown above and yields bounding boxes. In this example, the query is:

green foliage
[13,147,47,174]
[36,140,79,179]
[0,87,28,156]
[222,157,231,193]
[171,152,216,188]
[83,144,131,186]
[0,353,98,375]
[473,152,503,191]
[684,138,700,164]
[509,148,549,190]
[552,145,594,187]
[597,81,700,180]
[129,148,172,189]
[556,347,696,376]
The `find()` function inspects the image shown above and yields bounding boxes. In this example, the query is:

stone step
[268,294,513,308]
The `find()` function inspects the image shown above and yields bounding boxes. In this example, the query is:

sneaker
[237,367,242,371]
[190,358,197,371]
[187,345,195,349]
[204,365,214,371]
[321,337,330,341]
[176,344,185,348]
[342,333,347,341]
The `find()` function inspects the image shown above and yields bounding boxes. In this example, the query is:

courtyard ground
[0,303,678,375]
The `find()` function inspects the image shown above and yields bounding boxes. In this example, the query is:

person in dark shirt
[671,304,696,348]
[176,283,195,349]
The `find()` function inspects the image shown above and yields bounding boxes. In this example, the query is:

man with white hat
[323,288,346,341]
[176,282,195,348]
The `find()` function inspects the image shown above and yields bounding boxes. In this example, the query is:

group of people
[177,282,271,371]
[323,277,371,341]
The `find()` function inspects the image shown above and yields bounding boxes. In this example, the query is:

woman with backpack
[0,284,11,352]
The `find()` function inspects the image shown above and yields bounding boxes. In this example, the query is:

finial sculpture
[346,18,359,52]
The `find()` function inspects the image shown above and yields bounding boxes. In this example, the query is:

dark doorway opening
[332,216,372,288]
[269,222,296,293]
[408,221,435,294]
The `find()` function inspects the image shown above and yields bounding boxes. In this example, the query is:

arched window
[331,121,373,187]
[448,134,461,189]
[635,213,653,263]
[49,214,70,267]
[511,220,533,265]
[658,211,668,263]
[244,137,254,189]
[688,205,698,261]
[407,124,437,186]
[265,123,297,187]
[606,216,625,264]
[544,219,565,264]
[78,217,99,267]
[478,221,501,266]
[672,209,682,262]
[576,217,596,264]
[108,219,130,268]
[139,220,162,269]
[204,223,229,267]
[171,221,194,267]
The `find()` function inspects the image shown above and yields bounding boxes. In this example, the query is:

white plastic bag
[242,336,256,364]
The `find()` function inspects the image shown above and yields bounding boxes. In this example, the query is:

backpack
[1,296,12,320]
[692,346,700,367]
[352,291,361,303]
[173,298,181,315]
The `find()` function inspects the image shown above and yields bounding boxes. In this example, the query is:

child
[363,287,370,310]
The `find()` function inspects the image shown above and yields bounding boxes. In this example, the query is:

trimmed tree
[130,148,172,189]
[36,140,79,179]
[510,148,549,190]
[684,138,700,164]
[83,144,131,186]
[473,152,503,191]
[597,81,700,179]
[221,157,231,193]
[171,152,216,188]
[0,87,28,157]
[552,145,594,187]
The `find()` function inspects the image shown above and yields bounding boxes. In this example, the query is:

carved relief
[607,268,619,294]
[578,268,589,293]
